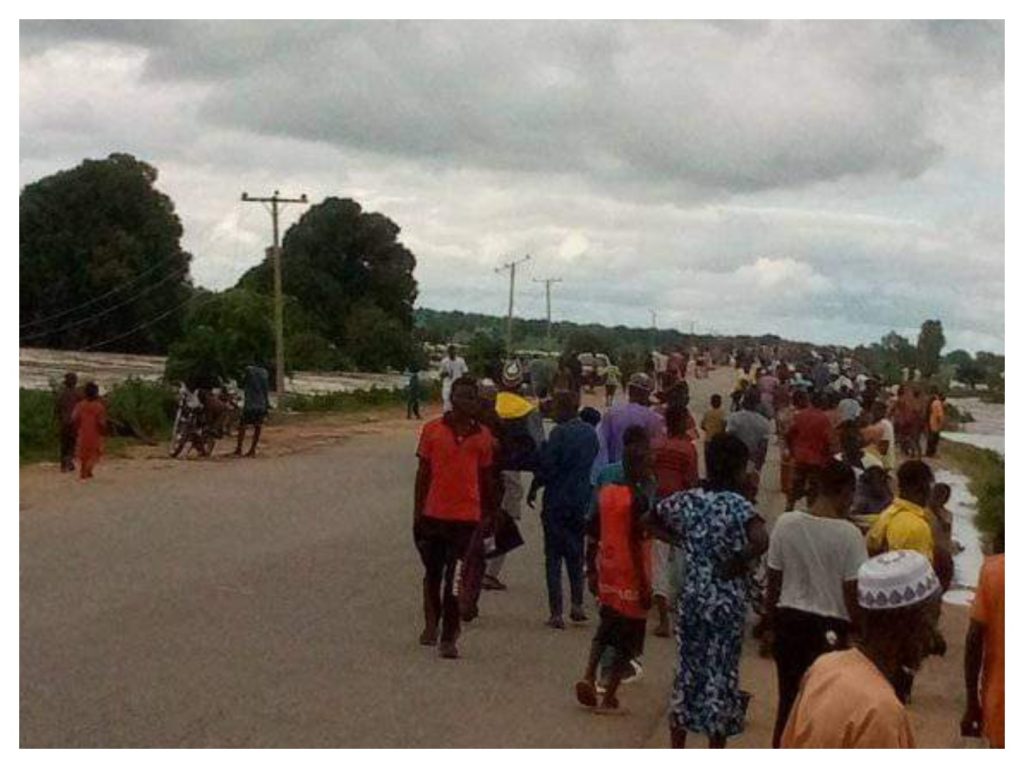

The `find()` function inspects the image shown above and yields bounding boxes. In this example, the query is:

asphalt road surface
[20,366,967,747]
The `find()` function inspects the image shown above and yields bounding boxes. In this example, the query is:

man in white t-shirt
[439,345,469,412]
[765,459,868,748]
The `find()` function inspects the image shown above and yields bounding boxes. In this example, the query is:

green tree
[956,359,987,389]
[236,197,418,369]
[164,289,274,387]
[916,319,946,377]
[944,349,973,369]
[464,332,506,379]
[20,153,193,353]
[343,301,416,372]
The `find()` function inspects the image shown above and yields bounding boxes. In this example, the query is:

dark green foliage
[236,197,418,369]
[20,389,58,463]
[105,378,178,440]
[343,301,417,372]
[20,154,194,353]
[956,359,987,389]
[464,332,507,378]
[916,319,946,377]
[165,288,275,387]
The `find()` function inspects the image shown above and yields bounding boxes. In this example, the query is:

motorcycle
[169,384,238,458]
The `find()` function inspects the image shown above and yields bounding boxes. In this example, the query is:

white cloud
[18,20,1004,353]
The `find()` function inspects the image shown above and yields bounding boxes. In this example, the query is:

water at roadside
[937,397,1003,605]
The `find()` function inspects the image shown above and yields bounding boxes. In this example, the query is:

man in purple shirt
[595,373,666,471]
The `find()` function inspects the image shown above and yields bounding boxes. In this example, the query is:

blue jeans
[541,509,585,617]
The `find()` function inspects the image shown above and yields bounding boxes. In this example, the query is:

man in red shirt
[414,376,496,659]
[650,406,700,637]
[785,390,833,511]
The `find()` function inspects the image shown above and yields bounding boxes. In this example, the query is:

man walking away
[235,362,270,457]
[650,406,699,637]
[483,360,543,591]
[781,550,940,748]
[726,389,772,473]
[406,367,422,420]
[766,460,867,747]
[439,345,468,413]
[926,390,945,457]
[414,376,495,659]
[596,373,665,470]
[785,390,832,511]
[529,390,600,628]
[55,372,81,472]
[575,431,653,713]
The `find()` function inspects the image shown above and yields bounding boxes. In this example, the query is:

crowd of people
[415,347,1004,749]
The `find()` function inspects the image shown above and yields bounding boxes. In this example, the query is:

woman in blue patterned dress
[649,433,768,748]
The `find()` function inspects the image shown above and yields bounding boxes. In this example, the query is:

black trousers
[541,509,586,617]
[771,607,850,747]
[414,517,476,643]
[787,463,822,509]
[925,430,940,457]
[59,425,77,469]
[407,399,421,419]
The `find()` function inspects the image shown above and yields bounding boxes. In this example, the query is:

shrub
[20,388,58,463]
[105,378,178,441]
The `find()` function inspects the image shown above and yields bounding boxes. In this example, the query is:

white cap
[857,550,940,610]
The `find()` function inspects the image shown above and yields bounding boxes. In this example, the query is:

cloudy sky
[19,20,1004,352]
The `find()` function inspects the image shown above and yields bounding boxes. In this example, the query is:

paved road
[20,366,966,747]
[20,369,732,747]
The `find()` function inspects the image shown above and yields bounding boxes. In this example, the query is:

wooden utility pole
[495,254,530,354]
[650,309,658,350]
[241,190,309,394]
[533,276,562,347]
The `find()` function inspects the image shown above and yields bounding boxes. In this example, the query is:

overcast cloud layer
[20,20,1004,352]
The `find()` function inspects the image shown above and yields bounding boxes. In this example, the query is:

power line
[78,291,211,352]
[19,252,189,330]
[19,266,191,342]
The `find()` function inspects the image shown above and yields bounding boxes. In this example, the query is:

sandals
[481,574,507,591]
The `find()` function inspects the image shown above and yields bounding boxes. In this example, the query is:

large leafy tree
[20,153,193,353]
[236,197,417,369]
[164,288,336,387]
[916,319,946,377]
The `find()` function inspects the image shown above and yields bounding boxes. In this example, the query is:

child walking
[575,427,652,713]
[71,382,106,480]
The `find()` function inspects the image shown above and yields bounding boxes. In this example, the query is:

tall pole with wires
[495,254,530,355]
[241,190,308,394]
[532,276,562,349]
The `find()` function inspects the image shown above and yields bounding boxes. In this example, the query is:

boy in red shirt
[785,390,833,511]
[414,376,495,659]
[576,428,653,713]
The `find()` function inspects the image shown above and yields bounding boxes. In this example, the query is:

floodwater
[938,398,1004,605]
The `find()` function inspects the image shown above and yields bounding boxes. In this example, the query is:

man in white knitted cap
[781,550,940,748]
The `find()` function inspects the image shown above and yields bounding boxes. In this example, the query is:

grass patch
[20,379,178,465]
[940,440,1005,549]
